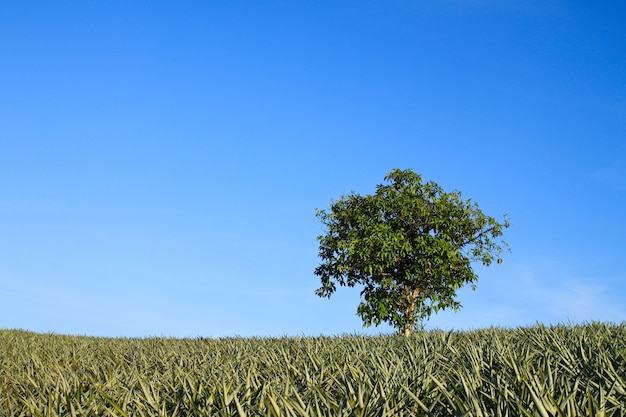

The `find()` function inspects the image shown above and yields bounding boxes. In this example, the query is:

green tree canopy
[314,169,510,336]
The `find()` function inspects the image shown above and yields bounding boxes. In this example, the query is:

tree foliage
[314,168,510,336]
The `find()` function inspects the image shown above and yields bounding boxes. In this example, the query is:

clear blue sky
[1,1,624,337]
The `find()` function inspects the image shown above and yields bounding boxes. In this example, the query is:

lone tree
[314,168,510,336]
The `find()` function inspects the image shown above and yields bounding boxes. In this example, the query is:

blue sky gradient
[1,1,625,337]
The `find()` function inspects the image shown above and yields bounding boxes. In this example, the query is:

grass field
[1,322,625,416]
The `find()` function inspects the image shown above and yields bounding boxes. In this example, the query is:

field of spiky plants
[1,323,625,416]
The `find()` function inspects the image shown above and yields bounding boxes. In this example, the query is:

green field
[1,323,624,416]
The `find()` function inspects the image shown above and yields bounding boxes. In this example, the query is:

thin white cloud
[530,277,624,323]
[492,263,625,324]
[428,261,625,330]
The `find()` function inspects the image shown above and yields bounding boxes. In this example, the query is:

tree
[314,168,510,337]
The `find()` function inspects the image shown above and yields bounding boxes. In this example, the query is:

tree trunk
[402,286,420,337]
[403,322,412,337]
